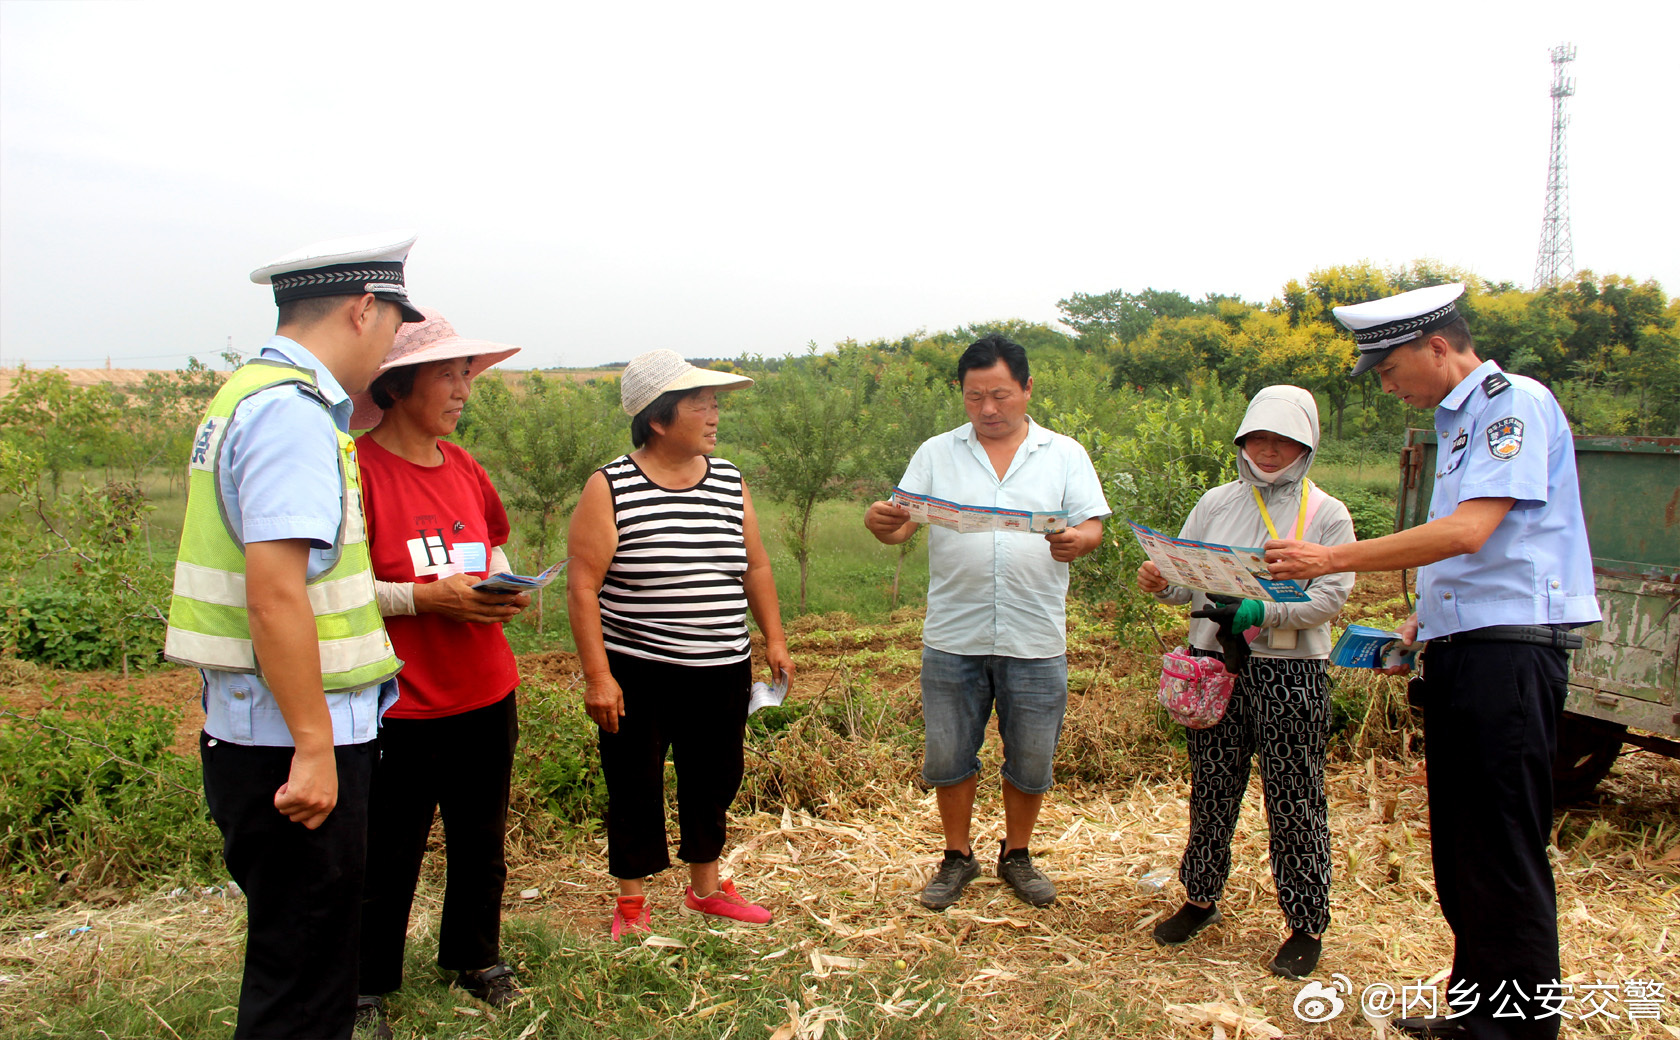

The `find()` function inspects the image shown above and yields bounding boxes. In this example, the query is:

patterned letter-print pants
[1180,653,1332,935]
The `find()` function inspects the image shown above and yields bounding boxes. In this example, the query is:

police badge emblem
[1486,417,1524,461]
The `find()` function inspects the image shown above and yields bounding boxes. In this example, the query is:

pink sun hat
[351,307,522,429]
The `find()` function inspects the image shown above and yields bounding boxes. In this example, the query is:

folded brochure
[1129,520,1309,604]
[1329,624,1418,670]
[891,487,1067,534]
[473,559,569,593]
[748,669,791,716]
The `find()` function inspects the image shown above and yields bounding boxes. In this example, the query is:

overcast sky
[2,1,1675,370]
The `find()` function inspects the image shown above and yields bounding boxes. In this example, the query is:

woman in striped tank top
[567,350,795,937]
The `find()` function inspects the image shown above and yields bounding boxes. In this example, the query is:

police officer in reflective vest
[1266,283,1600,1040]
[164,231,423,1039]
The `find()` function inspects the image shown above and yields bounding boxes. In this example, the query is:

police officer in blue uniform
[166,231,424,1039]
[1266,283,1600,1040]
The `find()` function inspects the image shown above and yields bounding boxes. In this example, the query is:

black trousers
[201,733,376,1040]
[1421,641,1568,1040]
[358,691,518,995]
[1181,652,1333,934]
[598,651,751,880]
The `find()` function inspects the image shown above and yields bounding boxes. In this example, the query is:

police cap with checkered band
[250,229,426,323]
[1333,282,1466,377]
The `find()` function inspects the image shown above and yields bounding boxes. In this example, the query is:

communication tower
[1532,44,1577,290]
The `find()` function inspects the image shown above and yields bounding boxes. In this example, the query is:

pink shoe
[612,895,651,939]
[681,879,772,926]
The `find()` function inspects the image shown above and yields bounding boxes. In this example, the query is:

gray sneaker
[997,842,1057,906]
[918,849,981,909]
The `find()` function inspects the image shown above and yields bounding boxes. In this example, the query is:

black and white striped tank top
[598,454,751,666]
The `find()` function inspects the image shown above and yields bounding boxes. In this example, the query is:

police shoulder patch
[1482,371,1512,398]
[1486,416,1524,461]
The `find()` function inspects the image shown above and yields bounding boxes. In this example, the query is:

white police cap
[250,229,425,322]
[1334,282,1466,377]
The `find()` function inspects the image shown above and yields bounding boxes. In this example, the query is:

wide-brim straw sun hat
[350,307,521,429]
[620,349,754,416]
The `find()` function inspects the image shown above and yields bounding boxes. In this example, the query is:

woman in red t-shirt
[349,310,529,1031]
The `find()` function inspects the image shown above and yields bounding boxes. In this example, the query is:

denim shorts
[920,646,1069,794]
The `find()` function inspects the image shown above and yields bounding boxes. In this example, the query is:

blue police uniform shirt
[898,418,1111,658]
[200,336,397,746]
[1416,359,1601,640]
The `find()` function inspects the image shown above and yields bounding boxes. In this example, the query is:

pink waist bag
[1157,647,1236,729]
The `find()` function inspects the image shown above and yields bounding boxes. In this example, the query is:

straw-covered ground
[2,574,1677,1038]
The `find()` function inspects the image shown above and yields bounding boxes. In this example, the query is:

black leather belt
[1432,625,1583,649]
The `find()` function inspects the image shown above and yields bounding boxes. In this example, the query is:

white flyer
[748,669,791,715]
[891,487,1068,534]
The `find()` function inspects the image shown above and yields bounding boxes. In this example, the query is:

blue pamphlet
[1129,520,1310,604]
[473,559,569,594]
[1330,624,1418,669]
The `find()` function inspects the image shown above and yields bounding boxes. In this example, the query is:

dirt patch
[517,649,584,689]
[0,659,202,755]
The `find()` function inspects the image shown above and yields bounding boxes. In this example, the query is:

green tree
[853,353,961,607]
[1111,314,1231,392]
[742,350,866,612]
[1057,287,1212,347]
[0,367,119,493]
[464,372,624,629]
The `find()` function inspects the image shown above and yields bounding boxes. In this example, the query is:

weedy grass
[2,576,1677,1037]
[1,889,971,1039]
[0,660,220,907]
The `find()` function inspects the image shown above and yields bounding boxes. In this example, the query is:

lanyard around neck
[1251,478,1312,541]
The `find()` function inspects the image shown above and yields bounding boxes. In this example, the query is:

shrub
[0,450,172,672]
[1325,484,1396,542]
[0,690,219,905]
[2,584,165,672]
[509,677,608,839]
[1068,382,1249,646]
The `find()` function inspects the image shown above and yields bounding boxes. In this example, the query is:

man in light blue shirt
[200,333,398,747]
[173,231,422,1039]
[865,335,1109,911]
[1268,284,1599,1040]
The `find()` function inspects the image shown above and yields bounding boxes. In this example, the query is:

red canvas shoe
[612,895,652,939]
[680,879,772,926]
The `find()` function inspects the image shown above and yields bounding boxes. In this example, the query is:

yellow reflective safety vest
[163,359,400,693]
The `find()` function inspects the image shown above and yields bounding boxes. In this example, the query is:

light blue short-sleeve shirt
[199,336,396,746]
[1416,359,1601,640]
[899,419,1110,658]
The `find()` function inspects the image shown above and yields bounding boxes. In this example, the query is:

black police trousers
[201,734,376,1040]
[1420,640,1568,1040]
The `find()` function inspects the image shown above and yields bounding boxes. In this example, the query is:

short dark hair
[369,364,419,410]
[276,294,351,329]
[1436,314,1475,353]
[1405,314,1475,360]
[276,294,398,331]
[957,334,1030,389]
[630,388,691,449]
